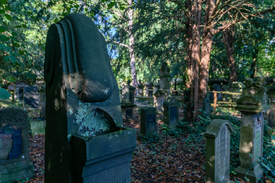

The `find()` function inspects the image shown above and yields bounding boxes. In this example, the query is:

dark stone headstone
[0,108,34,182]
[140,107,157,136]
[24,86,39,108]
[163,97,179,128]
[44,14,136,183]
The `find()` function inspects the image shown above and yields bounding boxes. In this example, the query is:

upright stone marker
[0,108,34,182]
[140,107,157,136]
[205,119,234,183]
[163,97,179,128]
[24,86,39,108]
[145,82,154,97]
[234,77,270,183]
[44,14,136,183]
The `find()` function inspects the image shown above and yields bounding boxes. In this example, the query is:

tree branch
[214,6,275,34]
[169,0,196,22]
[108,40,130,49]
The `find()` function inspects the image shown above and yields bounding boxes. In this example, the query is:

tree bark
[251,46,258,78]
[127,0,138,87]
[191,0,201,122]
[223,27,237,83]
[197,0,215,117]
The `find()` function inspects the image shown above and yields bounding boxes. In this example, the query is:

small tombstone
[204,91,211,118]
[205,119,234,183]
[140,107,157,136]
[153,89,166,112]
[14,80,29,101]
[163,97,179,128]
[30,121,45,137]
[145,82,154,97]
[137,80,144,96]
[0,108,34,182]
[44,14,136,183]
[24,86,39,108]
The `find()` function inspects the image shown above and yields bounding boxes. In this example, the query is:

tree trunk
[127,0,138,87]
[191,0,201,122]
[197,0,215,117]
[251,47,258,78]
[223,27,237,82]
[184,0,193,121]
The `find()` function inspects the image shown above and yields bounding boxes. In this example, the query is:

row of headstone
[206,77,268,183]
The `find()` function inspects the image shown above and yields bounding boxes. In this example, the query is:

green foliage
[0,88,10,99]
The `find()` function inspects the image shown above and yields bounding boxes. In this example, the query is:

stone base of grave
[235,165,263,183]
[0,160,34,183]
[72,127,136,183]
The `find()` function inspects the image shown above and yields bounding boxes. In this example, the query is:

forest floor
[21,109,273,183]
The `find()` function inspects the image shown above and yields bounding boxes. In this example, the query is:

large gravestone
[140,107,157,136]
[44,14,136,183]
[234,77,269,183]
[205,119,234,183]
[163,97,179,128]
[0,108,34,182]
[24,86,39,108]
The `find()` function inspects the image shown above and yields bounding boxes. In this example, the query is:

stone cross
[205,119,234,183]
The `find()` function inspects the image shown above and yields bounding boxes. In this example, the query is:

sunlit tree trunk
[127,0,138,87]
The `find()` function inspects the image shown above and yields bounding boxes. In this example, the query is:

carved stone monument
[163,97,179,128]
[205,119,234,183]
[234,77,270,183]
[140,107,157,136]
[0,108,34,182]
[44,14,136,183]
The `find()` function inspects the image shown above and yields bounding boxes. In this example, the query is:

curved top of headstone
[205,119,234,138]
[45,14,116,102]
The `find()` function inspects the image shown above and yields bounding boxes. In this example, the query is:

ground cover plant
[16,106,275,183]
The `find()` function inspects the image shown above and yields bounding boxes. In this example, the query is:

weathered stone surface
[44,14,135,183]
[235,77,270,113]
[30,121,45,137]
[205,119,234,183]
[140,107,157,136]
[24,86,39,108]
[0,108,34,183]
[163,97,179,128]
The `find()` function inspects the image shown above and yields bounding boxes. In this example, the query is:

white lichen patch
[75,102,110,137]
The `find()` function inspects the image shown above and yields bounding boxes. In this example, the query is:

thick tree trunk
[191,0,201,122]
[223,27,237,82]
[128,0,138,87]
[184,0,194,121]
[197,0,215,117]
